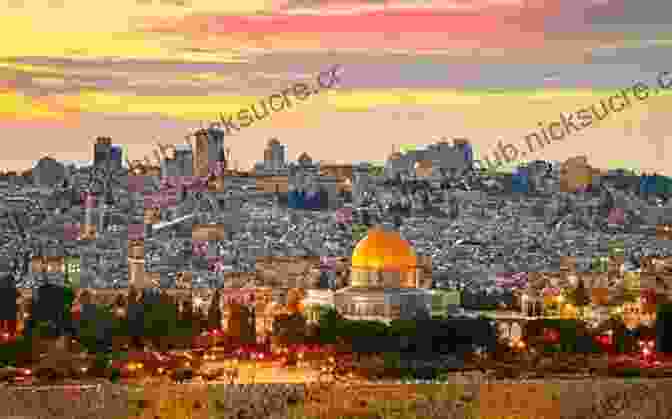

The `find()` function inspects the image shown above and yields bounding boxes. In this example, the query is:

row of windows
[341,303,387,317]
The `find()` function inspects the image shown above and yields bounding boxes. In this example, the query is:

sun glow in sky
[1,0,671,174]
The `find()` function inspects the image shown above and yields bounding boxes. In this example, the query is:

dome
[351,226,417,271]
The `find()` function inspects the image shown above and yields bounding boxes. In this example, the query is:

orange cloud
[0,90,78,125]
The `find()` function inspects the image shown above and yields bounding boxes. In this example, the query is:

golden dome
[351,226,417,271]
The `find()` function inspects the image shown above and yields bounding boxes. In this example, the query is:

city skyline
[1,0,671,174]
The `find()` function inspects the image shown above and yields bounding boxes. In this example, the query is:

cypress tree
[656,303,672,353]
[207,289,223,331]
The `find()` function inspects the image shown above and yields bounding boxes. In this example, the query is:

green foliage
[0,336,30,366]
[77,304,121,354]
[388,319,418,337]
[658,302,672,315]
[368,165,385,177]
[383,350,402,370]
[542,343,562,354]
[352,224,368,242]
[63,285,75,310]
[109,367,121,383]
[339,320,388,338]
[615,367,642,377]
[317,306,342,344]
[143,301,179,337]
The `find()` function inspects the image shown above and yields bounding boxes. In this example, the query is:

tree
[317,306,342,344]
[569,278,591,319]
[0,274,19,335]
[207,289,223,331]
[657,303,672,353]
[143,291,178,348]
[352,224,368,242]
[126,288,144,348]
[77,303,118,354]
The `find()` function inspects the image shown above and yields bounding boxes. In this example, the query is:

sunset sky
[2,0,672,174]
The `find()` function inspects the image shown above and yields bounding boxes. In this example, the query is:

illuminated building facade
[334,224,431,323]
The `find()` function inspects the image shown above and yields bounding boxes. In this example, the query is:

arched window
[498,322,511,340]
[375,304,384,317]
[510,322,522,341]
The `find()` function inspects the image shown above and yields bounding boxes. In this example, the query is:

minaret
[193,129,210,177]
[352,163,371,207]
[83,192,98,240]
[127,239,148,289]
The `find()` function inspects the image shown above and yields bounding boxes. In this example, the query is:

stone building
[287,152,340,208]
[93,136,112,167]
[559,156,602,193]
[385,139,473,179]
[191,126,225,177]
[254,138,289,176]
[264,138,286,171]
[32,156,66,188]
[351,162,372,207]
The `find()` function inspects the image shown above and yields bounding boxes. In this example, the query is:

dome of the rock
[351,226,417,272]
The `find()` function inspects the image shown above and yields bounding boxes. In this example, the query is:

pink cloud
[140,5,555,50]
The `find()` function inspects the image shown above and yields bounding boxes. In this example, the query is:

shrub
[109,367,121,383]
[615,367,641,377]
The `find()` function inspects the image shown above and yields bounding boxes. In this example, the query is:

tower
[193,129,210,177]
[82,193,98,240]
[174,144,193,177]
[94,137,112,167]
[127,239,149,289]
[191,124,226,176]
[206,123,225,168]
[352,163,371,207]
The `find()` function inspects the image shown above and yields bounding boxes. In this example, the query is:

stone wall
[4,379,672,419]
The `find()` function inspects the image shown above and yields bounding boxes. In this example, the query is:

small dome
[351,226,417,271]
[298,152,312,163]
